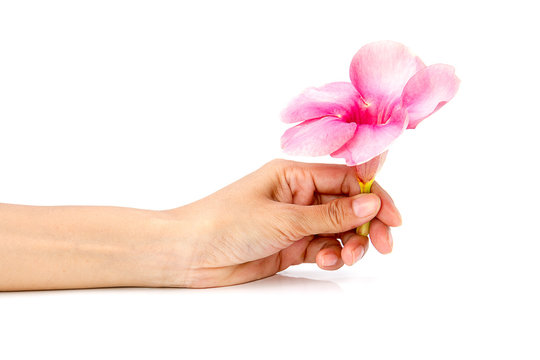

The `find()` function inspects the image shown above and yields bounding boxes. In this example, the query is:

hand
[162,159,402,288]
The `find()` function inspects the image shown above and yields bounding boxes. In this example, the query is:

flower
[280,41,460,168]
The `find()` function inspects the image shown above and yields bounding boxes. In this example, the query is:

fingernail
[322,253,338,267]
[352,246,365,264]
[352,195,379,217]
[388,229,394,250]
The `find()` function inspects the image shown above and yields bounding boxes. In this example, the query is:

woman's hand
[0,159,401,291]
[162,160,402,288]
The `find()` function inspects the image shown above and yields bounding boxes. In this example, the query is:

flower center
[349,97,398,126]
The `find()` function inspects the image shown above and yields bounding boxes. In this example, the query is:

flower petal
[349,41,425,105]
[281,116,357,156]
[281,82,361,124]
[401,64,460,129]
[331,107,408,165]
[355,151,388,183]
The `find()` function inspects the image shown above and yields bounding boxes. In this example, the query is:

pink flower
[281,41,460,168]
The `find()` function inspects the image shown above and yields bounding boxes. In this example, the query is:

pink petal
[401,64,460,129]
[355,151,388,183]
[281,116,357,156]
[281,82,361,124]
[331,107,408,166]
[349,41,425,105]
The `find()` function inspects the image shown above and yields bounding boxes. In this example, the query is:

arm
[1,160,401,291]
[0,204,178,290]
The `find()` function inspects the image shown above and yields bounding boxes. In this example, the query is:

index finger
[280,161,402,226]
[303,166,401,227]
[282,161,360,196]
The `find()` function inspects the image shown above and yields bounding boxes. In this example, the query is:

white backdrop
[1,0,539,359]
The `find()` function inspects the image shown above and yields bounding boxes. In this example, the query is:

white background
[1,0,539,359]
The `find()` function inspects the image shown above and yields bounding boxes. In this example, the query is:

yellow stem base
[356,179,374,237]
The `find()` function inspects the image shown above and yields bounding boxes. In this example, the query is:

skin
[0,160,401,291]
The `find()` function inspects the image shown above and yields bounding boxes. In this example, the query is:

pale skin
[0,160,401,291]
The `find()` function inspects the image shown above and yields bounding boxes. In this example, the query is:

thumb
[291,194,381,236]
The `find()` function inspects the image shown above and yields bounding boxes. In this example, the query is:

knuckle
[275,205,308,240]
[324,200,346,229]
[266,158,289,170]
[288,210,310,239]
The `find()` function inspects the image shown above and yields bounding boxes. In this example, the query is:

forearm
[0,203,183,291]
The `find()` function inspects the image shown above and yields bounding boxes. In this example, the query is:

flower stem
[356,178,375,237]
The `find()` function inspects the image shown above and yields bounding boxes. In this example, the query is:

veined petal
[281,116,357,156]
[355,151,388,183]
[349,41,425,105]
[331,107,408,166]
[401,64,460,129]
[281,82,361,124]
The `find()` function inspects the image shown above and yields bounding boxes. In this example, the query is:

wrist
[137,207,201,288]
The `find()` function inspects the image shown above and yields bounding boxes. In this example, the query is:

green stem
[356,178,374,237]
